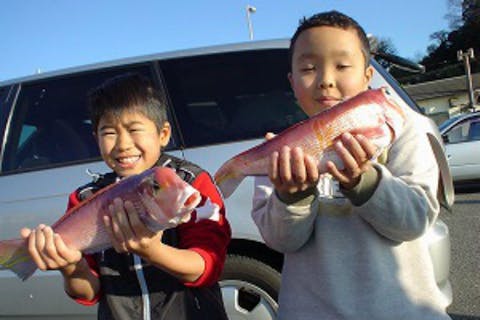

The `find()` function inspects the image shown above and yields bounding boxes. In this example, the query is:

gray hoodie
[252,108,451,320]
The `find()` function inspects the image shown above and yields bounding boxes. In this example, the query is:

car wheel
[220,254,280,320]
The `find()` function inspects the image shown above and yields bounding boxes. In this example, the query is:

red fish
[214,88,406,198]
[0,166,201,280]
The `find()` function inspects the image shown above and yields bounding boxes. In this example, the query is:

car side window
[469,119,480,141]
[445,121,470,144]
[1,65,173,173]
[161,50,307,147]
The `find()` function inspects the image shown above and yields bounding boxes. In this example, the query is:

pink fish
[214,88,406,198]
[0,166,201,280]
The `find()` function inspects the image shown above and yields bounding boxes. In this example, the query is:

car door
[444,115,480,181]
[0,64,182,319]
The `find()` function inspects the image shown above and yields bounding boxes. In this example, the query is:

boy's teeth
[119,156,140,164]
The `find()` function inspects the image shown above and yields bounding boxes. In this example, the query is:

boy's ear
[159,122,171,147]
[287,72,294,89]
[364,65,374,84]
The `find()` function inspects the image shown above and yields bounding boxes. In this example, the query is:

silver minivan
[0,39,453,320]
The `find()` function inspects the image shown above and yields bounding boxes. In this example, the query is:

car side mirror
[442,135,449,144]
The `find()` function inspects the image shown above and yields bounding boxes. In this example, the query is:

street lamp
[457,48,476,111]
[246,5,256,40]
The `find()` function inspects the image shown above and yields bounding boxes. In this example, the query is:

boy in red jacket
[22,73,231,319]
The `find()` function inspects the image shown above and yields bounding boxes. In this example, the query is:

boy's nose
[316,72,334,89]
[318,81,334,89]
[116,133,134,151]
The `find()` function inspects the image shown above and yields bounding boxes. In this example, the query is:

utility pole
[246,5,256,40]
[457,48,476,111]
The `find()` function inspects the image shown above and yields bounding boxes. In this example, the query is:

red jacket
[68,154,231,312]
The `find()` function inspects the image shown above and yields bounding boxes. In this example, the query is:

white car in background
[440,111,480,183]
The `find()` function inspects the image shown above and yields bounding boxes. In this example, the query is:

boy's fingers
[269,151,280,182]
[335,140,362,177]
[304,154,319,185]
[103,215,115,242]
[54,234,81,263]
[34,225,46,252]
[112,198,130,228]
[28,230,48,271]
[108,203,126,240]
[326,161,348,184]
[43,227,58,257]
[40,227,65,268]
[20,228,32,239]
[342,133,367,165]
[279,146,292,183]
[124,201,149,237]
[113,199,136,240]
[265,132,276,140]
[356,134,377,159]
[291,147,306,183]
[104,213,127,253]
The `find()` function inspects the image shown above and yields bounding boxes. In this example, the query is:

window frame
[0,63,181,175]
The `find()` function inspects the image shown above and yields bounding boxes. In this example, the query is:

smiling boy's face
[96,109,171,177]
[288,26,374,117]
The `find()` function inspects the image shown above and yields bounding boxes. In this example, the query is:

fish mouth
[181,187,202,212]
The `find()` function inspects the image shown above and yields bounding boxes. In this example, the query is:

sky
[0,0,450,82]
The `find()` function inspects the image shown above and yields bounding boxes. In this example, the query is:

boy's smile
[315,95,343,108]
[96,110,171,177]
[116,155,141,168]
[289,26,373,116]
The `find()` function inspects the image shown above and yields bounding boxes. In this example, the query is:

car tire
[220,254,280,320]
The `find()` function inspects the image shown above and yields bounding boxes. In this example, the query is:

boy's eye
[300,65,315,72]
[337,64,351,70]
[130,127,144,133]
[101,130,116,136]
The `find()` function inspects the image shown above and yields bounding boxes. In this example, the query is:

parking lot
[445,186,480,320]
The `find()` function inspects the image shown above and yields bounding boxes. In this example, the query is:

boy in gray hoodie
[252,10,451,320]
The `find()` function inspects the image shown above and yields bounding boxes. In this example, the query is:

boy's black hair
[289,10,371,70]
[88,73,168,133]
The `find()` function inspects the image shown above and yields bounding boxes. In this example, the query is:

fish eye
[152,180,161,191]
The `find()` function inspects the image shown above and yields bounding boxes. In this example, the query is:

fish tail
[214,159,246,199]
[0,239,37,281]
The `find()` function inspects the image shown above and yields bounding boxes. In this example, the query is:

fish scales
[214,88,406,199]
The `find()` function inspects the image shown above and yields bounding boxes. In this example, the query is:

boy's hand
[264,132,319,199]
[105,198,163,258]
[327,132,377,190]
[269,145,319,199]
[21,225,82,275]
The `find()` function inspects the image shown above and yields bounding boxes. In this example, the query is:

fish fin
[214,164,245,199]
[0,239,37,281]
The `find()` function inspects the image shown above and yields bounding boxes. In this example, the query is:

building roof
[403,72,480,100]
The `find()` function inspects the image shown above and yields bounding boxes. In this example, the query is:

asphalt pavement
[444,186,480,320]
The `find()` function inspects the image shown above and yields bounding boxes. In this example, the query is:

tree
[398,0,480,84]
[445,0,464,29]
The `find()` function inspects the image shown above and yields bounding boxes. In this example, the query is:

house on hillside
[403,72,480,125]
